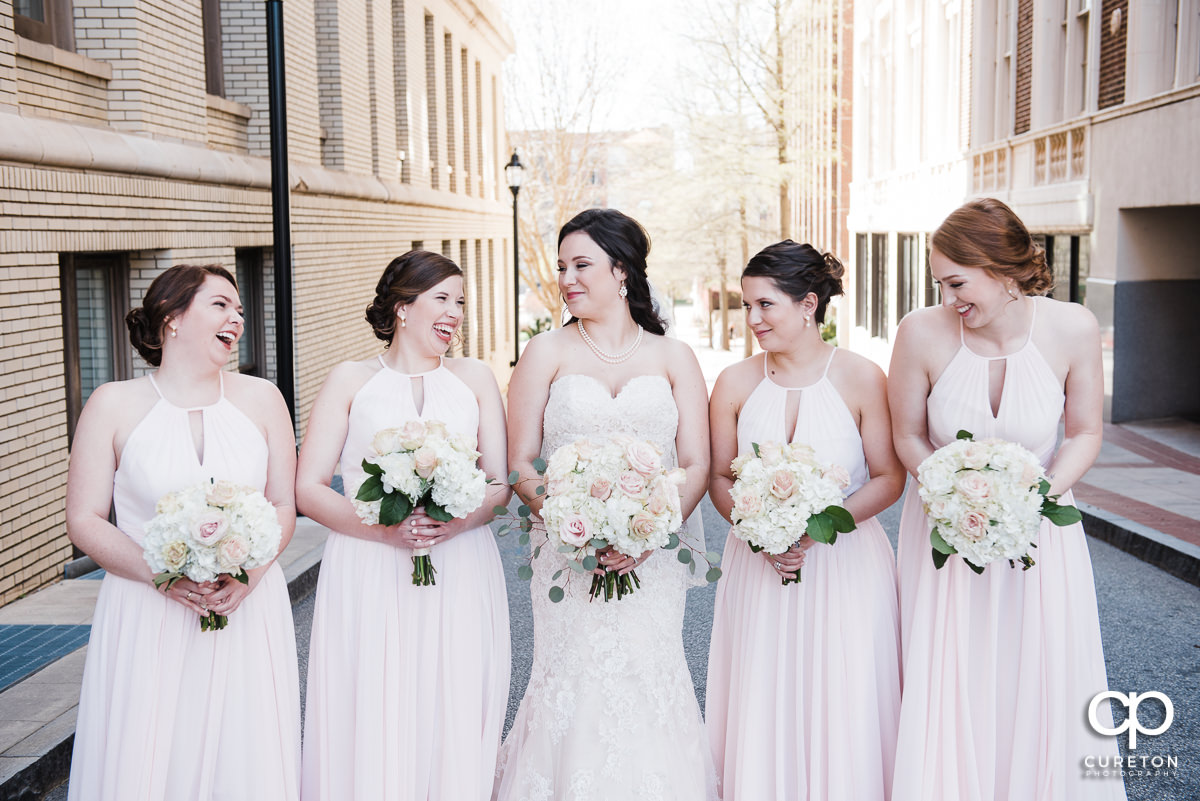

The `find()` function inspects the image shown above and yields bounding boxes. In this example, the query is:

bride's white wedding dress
[494,373,716,801]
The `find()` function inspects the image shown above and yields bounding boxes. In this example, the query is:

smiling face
[741,275,815,351]
[166,274,244,367]
[557,231,626,320]
[397,274,464,356]
[929,248,1014,328]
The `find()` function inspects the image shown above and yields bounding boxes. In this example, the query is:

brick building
[0,0,516,603]
[846,1,1200,424]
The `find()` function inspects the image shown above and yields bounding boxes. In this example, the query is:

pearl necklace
[577,320,644,364]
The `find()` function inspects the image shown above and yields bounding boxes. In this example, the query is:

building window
[14,0,75,51]
[924,234,938,307]
[459,240,471,356]
[855,233,868,329]
[424,14,440,189]
[60,253,131,444]
[870,233,889,340]
[201,0,224,97]
[897,233,920,322]
[1041,234,1090,304]
[444,32,457,193]
[235,249,266,376]
[392,0,411,183]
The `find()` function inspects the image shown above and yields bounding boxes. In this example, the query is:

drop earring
[618,280,628,300]
[399,312,407,328]
[169,326,177,338]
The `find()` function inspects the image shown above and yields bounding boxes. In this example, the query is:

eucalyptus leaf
[518,531,530,545]
[589,538,607,548]
[929,527,956,555]
[518,504,531,517]
[536,485,546,495]
[568,559,587,573]
[667,533,680,549]
[532,457,548,473]
[517,564,534,581]
[557,544,578,554]
[582,555,598,571]
[552,569,563,580]
[493,505,509,516]
[677,548,693,564]
[706,567,722,582]
[548,585,565,603]
[507,470,520,485]
[533,544,542,558]
[705,551,722,565]
[688,559,697,574]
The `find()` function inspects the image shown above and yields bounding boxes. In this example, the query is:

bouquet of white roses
[353,419,488,585]
[142,478,282,631]
[917,430,1083,572]
[728,441,856,585]
[532,435,717,602]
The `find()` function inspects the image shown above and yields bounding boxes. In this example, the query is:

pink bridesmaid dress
[893,298,1127,801]
[301,358,510,801]
[706,350,901,801]
[68,373,301,801]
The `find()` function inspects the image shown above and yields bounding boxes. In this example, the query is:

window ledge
[16,35,112,81]
[206,93,252,120]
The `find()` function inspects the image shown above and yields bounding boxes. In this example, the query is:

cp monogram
[1088,691,1174,749]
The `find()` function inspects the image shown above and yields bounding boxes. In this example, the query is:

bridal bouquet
[353,420,487,585]
[918,430,1083,572]
[142,478,281,631]
[534,435,711,602]
[728,441,856,585]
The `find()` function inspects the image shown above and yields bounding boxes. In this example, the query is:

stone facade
[0,0,516,603]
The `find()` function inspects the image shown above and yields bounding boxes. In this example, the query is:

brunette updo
[365,250,463,345]
[742,240,845,323]
[558,208,668,336]
[126,264,237,367]
[931,198,1051,295]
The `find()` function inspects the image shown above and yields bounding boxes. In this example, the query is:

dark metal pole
[266,0,294,416]
[510,187,520,367]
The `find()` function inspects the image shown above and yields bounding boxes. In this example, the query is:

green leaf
[1038,478,1051,495]
[1042,501,1082,526]
[361,459,383,476]
[705,566,722,583]
[589,538,607,548]
[425,502,453,522]
[689,559,697,574]
[232,569,249,585]
[677,548,693,564]
[518,531,530,546]
[153,572,181,590]
[517,504,531,517]
[807,513,835,544]
[517,564,534,581]
[520,520,532,532]
[532,457,548,474]
[956,430,974,441]
[823,505,856,534]
[568,559,587,574]
[929,527,956,555]
[966,560,986,575]
[705,550,722,565]
[355,474,384,502]
[533,544,542,558]
[666,533,680,549]
[548,585,565,603]
[552,569,563,580]
[379,491,412,526]
[507,470,520,485]
[751,442,761,458]
[557,544,578,554]
[535,485,546,496]
[931,548,950,569]
[493,505,509,516]
[582,554,598,571]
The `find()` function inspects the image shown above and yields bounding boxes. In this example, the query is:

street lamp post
[505,150,525,367]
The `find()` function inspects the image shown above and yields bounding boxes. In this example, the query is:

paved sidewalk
[0,518,328,801]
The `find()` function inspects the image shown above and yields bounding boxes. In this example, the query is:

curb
[0,543,324,801]
[1080,502,1200,588]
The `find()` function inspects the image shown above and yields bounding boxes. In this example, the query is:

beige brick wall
[0,0,515,603]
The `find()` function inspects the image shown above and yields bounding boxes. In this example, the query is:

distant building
[0,0,515,603]
[846,0,1200,423]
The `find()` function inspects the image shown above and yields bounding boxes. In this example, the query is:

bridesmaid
[66,264,301,800]
[706,241,904,801]
[888,199,1126,800]
[297,251,511,801]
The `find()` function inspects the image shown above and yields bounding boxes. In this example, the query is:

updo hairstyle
[126,264,237,367]
[558,208,667,336]
[365,250,463,345]
[930,198,1051,295]
[742,240,845,324]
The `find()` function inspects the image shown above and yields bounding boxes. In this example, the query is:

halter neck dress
[892,298,1126,801]
[301,358,510,801]
[705,350,901,801]
[68,373,301,801]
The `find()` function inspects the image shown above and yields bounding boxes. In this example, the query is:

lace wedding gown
[494,373,716,801]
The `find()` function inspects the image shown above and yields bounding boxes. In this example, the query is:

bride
[494,209,716,800]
